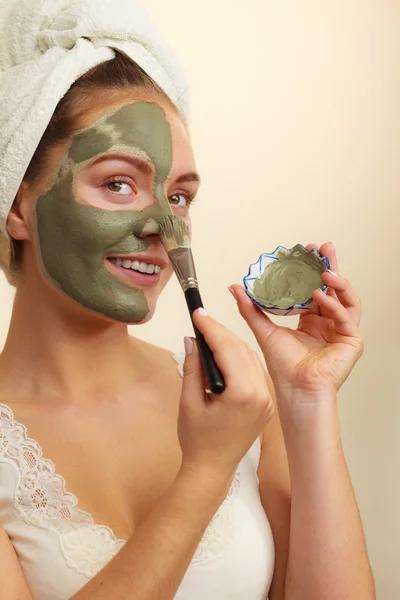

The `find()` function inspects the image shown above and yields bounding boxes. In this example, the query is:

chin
[106,290,160,326]
[128,301,157,326]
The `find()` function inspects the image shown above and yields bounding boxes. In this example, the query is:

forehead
[68,102,174,181]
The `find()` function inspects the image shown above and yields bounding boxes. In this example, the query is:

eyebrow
[173,172,201,184]
[89,152,201,185]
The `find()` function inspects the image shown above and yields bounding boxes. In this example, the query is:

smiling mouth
[107,257,162,275]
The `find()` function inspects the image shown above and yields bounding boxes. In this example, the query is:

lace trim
[190,471,241,565]
[0,352,241,575]
[0,403,125,579]
[173,351,185,377]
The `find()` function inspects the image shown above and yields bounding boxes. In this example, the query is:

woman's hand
[178,311,274,485]
[230,242,363,401]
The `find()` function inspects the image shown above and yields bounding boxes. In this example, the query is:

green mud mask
[252,245,326,308]
[34,102,173,323]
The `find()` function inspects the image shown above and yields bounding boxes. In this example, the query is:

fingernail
[184,336,193,355]
[327,269,338,277]
[197,307,208,317]
[228,286,238,301]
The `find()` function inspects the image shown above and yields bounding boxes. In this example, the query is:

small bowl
[243,244,330,316]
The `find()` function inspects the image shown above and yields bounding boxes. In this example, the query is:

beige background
[0,1,398,598]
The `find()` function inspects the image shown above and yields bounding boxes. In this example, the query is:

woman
[0,2,375,600]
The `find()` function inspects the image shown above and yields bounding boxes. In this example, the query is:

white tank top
[0,353,275,599]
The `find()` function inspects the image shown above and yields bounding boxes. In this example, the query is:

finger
[181,337,208,402]
[191,307,257,383]
[306,242,337,304]
[304,243,337,304]
[312,288,359,337]
[321,270,361,325]
[319,241,339,275]
[300,245,323,317]
[229,284,278,352]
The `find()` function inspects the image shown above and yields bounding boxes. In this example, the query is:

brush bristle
[159,214,191,253]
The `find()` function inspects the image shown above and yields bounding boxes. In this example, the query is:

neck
[0,274,153,403]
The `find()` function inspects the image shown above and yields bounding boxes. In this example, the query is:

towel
[0,0,190,236]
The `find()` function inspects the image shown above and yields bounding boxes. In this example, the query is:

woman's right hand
[178,309,274,486]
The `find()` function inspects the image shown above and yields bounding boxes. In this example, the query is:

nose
[137,214,166,254]
[140,217,159,236]
[137,196,171,238]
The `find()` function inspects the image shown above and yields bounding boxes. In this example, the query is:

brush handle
[184,287,225,395]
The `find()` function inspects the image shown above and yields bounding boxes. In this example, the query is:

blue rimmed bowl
[243,244,330,316]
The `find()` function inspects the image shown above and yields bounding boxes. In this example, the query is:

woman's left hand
[230,242,363,400]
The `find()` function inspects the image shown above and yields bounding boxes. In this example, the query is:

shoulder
[128,335,183,376]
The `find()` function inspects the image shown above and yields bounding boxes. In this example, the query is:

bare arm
[279,391,375,600]
[258,371,375,600]
[258,374,291,600]
[71,467,233,600]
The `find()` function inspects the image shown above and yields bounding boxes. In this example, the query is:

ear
[7,182,34,242]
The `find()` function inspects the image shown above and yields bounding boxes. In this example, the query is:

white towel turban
[0,0,190,235]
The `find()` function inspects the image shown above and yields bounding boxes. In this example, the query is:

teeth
[110,258,161,274]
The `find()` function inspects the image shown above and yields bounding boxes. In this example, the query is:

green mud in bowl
[243,244,330,316]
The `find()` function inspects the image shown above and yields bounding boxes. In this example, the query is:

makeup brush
[158,214,225,395]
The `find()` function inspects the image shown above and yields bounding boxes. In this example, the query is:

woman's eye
[106,181,133,195]
[169,193,189,207]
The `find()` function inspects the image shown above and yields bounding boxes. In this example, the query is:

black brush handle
[184,287,226,395]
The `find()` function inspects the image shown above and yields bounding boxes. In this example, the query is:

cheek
[162,262,174,281]
[181,213,192,234]
[153,263,174,295]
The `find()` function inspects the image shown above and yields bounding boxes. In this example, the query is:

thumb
[229,284,277,351]
[181,337,207,400]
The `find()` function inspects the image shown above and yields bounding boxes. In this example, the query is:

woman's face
[19,99,200,324]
